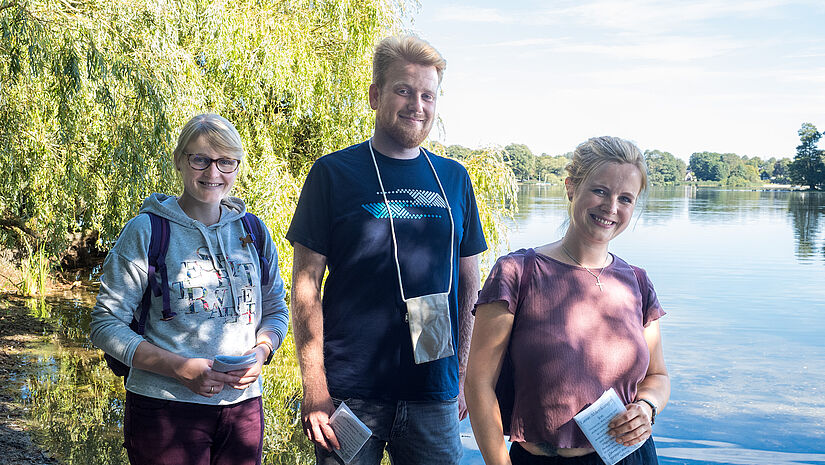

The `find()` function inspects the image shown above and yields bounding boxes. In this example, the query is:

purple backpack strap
[108,212,173,378]
[241,212,270,287]
[144,212,175,327]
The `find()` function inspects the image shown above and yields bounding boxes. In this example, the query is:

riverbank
[0,295,60,465]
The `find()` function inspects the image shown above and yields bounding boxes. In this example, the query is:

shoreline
[0,295,60,465]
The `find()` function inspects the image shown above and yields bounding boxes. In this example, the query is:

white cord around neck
[369,139,454,302]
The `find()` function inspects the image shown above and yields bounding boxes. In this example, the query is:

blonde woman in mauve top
[465,136,670,465]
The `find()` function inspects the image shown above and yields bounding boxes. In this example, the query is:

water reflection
[686,189,795,225]
[10,294,315,465]
[656,437,825,465]
[16,296,128,464]
[787,191,825,263]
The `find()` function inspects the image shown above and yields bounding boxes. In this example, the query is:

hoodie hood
[138,193,247,228]
[138,193,248,281]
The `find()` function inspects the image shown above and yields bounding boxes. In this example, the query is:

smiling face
[566,162,644,246]
[176,135,240,208]
[369,59,439,149]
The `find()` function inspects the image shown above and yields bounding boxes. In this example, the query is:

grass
[18,245,51,297]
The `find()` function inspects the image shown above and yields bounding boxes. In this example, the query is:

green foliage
[261,332,315,463]
[3,243,52,296]
[449,142,570,184]
[1,0,414,461]
[459,147,518,265]
[644,150,686,185]
[18,244,50,296]
[789,122,825,189]
[688,151,764,185]
[445,143,473,160]
[535,154,568,184]
[502,143,535,180]
[773,158,792,183]
[0,0,405,259]
[24,345,128,464]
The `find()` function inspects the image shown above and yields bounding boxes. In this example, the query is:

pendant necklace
[561,245,608,291]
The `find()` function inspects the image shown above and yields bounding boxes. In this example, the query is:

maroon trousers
[124,391,264,465]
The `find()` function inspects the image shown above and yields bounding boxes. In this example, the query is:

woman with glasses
[465,136,669,465]
[90,113,289,465]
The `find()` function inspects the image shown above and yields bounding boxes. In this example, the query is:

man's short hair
[372,35,446,89]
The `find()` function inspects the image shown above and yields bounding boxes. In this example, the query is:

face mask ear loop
[423,149,454,295]
[368,139,454,301]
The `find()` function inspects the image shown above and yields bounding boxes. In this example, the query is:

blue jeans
[314,397,462,465]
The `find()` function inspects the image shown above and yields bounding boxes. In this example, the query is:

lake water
[9,186,825,464]
[459,185,825,465]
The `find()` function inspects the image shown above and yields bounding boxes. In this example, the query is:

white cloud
[433,5,515,23]
[540,0,803,32]
[553,36,746,62]
[432,0,821,31]
[417,0,825,161]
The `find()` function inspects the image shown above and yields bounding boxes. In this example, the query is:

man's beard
[379,115,433,149]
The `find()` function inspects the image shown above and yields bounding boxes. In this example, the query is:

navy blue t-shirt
[286,141,487,401]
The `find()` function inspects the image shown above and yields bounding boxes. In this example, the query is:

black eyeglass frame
[185,153,241,173]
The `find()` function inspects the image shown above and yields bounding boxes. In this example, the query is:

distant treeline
[439,124,825,188]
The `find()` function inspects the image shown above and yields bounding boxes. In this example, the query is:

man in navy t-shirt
[287,35,487,465]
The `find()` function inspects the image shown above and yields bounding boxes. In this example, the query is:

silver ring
[209,386,214,394]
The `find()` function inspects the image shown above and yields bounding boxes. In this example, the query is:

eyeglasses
[186,153,240,173]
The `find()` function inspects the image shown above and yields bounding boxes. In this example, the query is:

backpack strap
[144,212,175,327]
[110,212,173,379]
[241,212,270,287]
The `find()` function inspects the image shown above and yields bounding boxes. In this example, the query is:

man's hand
[301,389,340,451]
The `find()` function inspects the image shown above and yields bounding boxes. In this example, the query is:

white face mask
[369,140,456,364]
[406,292,454,364]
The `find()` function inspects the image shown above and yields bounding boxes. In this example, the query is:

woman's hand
[175,357,241,397]
[607,401,653,447]
[226,344,268,390]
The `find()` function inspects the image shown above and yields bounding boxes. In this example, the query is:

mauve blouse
[474,249,665,448]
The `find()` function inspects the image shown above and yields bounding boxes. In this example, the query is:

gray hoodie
[90,193,289,405]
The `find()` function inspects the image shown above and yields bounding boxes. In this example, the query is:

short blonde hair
[172,113,245,166]
[373,35,446,89]
[566,136,648,194]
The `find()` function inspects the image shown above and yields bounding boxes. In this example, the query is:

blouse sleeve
[637,266,666,326]
[473,251,526,315]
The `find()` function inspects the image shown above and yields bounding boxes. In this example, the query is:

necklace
[561,245,608,291]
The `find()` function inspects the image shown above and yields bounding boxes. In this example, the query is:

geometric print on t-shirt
[361,188,447,219]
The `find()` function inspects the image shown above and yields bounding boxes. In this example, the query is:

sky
[406,0,825,161]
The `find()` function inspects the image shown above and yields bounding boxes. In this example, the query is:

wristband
[635,398,657,424]
[254,340,275,365]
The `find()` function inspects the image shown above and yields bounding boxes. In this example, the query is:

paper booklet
[211,354,258,373]
[573,388,645,465]
[329,401,373,464]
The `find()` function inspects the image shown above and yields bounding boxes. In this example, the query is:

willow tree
[2,1,519,460]
[2,0,405,461]
[0,0,405,261]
